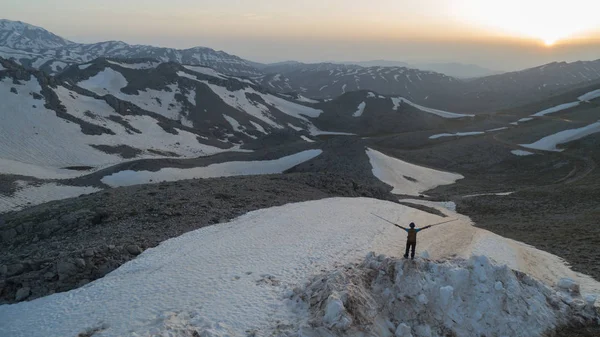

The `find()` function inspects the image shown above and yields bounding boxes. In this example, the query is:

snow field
[578,89,600,102]
[521,121,600,151]
[391,97,474,119]
[1,197,597,337]
[101,149,323,187]
[0,198,449,337]
[0,78,224,178]
[79,70,193,126]
[395,198,600,295]
[532,102,580,117]
[184,76,327,132]
[0,77,119,175]
[190,79,283,129]
[297,253,598,337]
[0,182,101,213]
[77,68,128,95]
[366,148,464,195]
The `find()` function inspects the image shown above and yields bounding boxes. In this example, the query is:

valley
[0,18,599,337]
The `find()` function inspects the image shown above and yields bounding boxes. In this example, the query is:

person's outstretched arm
[396,224,407,231]
[419,225,433,231]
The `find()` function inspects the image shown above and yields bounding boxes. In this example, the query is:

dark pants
[404,241,416,258]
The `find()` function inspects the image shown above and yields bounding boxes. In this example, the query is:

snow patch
[301,135,315,143]
[463,192,513,198]
[578,89,600,102]
[183,65,228,80]
[429,132,484,139]
[261,93,323,119]
[366,148,463,195]
[77,68,128,95]
[101,149,323,187]
[107,60,159,69]
[295,95,319,103]
[486,127,508,132]
[0,183,101,213]
[511,149,535,156]
[521,121,600,152]
[391,97,474,119]
[353,101,366,117]
[517,117,534,123]
[532,102,580,117]
[250,121,267,134]
[223,114,256,139]
[287,123,303,131]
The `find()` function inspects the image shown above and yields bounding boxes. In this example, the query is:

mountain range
[3,18,600,113]
[340,60,503,78]
[0,20,260,77]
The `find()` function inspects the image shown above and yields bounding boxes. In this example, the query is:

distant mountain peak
[0,19,260,77]
[0,19,74,50]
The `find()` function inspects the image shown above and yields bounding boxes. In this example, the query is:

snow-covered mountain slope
[0,19,260,76]
[311,91,474,136]
[0,20,73,50]
[257,62,455,101]
[1,198,597,337]
[0,61,224,180]
[0,57,328,181]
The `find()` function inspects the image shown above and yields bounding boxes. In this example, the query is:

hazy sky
[4,0,600,71]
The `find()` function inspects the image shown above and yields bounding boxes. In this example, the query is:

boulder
[126,244,142,256]
[84,248,95,257]
[7,263,25,277]
[74,258,86,269]
[395,323,412,337]
[15,287,31,301]
[43,271,56,281]
[56,260,77,280]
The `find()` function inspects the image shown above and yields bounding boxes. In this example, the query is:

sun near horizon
[3,0,600,70]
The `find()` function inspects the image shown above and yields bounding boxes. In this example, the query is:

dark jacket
[404,228,421,243]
